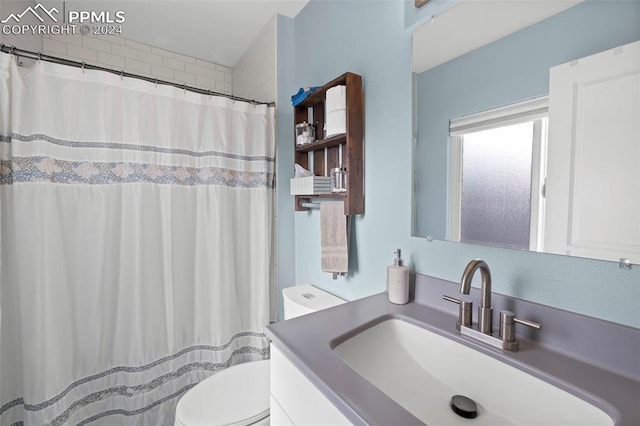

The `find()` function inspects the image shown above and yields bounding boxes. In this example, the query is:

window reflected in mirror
[450,119,547,251]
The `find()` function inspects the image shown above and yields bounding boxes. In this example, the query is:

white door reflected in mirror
[544,40,640,264]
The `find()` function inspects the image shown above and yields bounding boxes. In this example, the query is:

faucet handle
[443,295,472,330]
[499,310,541,349]
[513,316,542,330]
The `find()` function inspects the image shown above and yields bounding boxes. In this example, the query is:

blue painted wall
[278,0,640,327]
[416,0,640,239]
[286,0,414,303]
[276,15,296,321]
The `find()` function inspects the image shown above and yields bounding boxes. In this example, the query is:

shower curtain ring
[10,46,21,66]
[38,52,42,61]
[154,78,158,88]
[120,70,124,81]
[82,62,85,74]
[183,83,187,94]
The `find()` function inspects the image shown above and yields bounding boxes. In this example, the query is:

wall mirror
[411,0,640,266]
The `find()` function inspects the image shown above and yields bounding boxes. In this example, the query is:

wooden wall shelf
[293,72,364,215]
[295,134,346,153]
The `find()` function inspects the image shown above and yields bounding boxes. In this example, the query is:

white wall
[1,0,231,93]
[0,0,42,52]
[40,33,232,94]
[232,15,276,103]
[3,0,277,100]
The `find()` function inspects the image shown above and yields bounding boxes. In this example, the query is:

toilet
[174,284,345,426]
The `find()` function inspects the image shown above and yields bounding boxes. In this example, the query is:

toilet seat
[175,360,270,426]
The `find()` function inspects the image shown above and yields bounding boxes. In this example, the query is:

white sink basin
[333,319,613,425]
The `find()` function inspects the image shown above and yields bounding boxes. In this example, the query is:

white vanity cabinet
[270,344,351,425]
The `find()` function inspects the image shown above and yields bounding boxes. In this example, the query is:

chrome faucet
[444,259,542,351]
[460,259,492,334]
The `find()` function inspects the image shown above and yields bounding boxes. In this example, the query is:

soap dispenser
[387,249,409,304]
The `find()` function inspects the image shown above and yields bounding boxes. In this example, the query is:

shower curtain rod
[0,44,275,107]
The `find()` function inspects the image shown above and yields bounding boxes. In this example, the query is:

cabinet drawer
[270,344,351,425]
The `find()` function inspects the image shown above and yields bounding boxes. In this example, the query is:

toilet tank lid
[282,284,346,311]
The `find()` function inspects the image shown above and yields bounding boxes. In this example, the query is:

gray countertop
[265,275,640,426]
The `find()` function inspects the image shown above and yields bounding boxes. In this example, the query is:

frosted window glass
[460,122,534,250]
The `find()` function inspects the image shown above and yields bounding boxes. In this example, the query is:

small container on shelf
[290,176,332,195]
[295,122,315,146]
[330,167,347,193]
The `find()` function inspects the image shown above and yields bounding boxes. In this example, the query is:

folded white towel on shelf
[320,201,348,274]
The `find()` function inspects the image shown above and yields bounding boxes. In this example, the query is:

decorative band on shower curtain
[0,52,276,425]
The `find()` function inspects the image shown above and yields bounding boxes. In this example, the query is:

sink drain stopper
[450,395,478,419]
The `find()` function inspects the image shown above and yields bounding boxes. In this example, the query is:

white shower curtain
[0,52,275,425]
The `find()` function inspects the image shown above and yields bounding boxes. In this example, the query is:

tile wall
[42,33,232,94]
